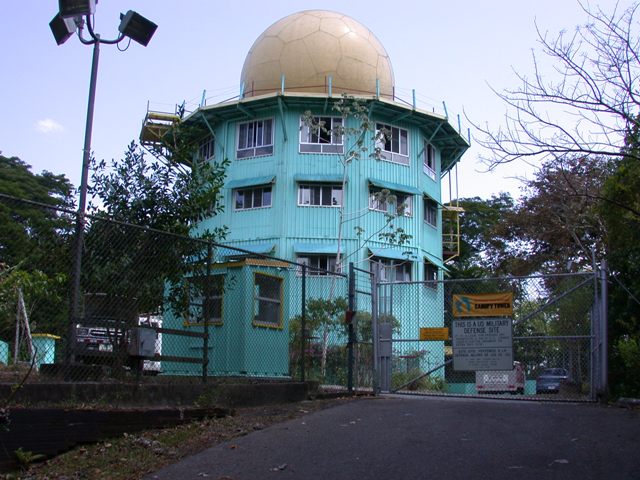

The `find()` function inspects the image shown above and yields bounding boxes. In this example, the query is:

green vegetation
[392,370,445,392]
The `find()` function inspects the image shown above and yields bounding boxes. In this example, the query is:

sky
[0,0,625,201]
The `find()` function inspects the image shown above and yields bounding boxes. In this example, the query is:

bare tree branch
[472,1,640,167]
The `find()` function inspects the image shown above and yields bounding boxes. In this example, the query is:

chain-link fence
[0,194,354,393]
[1,193,604,402]
[378,273,598,400]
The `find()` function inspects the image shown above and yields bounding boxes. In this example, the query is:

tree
[452,156,611,276]
[470,0,640,396]
[503,155,612,274]
[85,141,228,315]
[289,296,348,380]
[0,156,75,270]
[601,132,640,397]
[475,1,640,167]
[447,193,517,278]
[0,156,75,339]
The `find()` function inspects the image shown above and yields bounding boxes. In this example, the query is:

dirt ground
[6,396,358,480]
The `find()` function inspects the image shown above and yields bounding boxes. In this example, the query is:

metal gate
[371,270,608,401]
[346,263,378,393]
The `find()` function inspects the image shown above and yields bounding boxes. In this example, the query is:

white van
[476,362,526,394]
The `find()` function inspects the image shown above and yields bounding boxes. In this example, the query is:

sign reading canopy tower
[452,293,513,317]
[451,293,514,371]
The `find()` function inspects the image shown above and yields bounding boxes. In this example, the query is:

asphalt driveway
[145,395,640,480]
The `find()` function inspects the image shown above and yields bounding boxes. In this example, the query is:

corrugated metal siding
[200,103,453,281]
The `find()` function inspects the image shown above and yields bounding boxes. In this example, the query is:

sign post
[452,318,513,371]
[450,292,514,371]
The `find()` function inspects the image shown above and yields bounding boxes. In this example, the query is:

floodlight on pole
[119,11,158,47]
[49,13,77,45]
[58,0,95,18]
[49,3,157,365]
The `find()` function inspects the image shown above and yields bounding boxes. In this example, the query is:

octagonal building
[143,10,469,379]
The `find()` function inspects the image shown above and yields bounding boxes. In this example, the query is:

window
[376,123,409,165]
[370,257,412,282]
[423,142,436,180]
[298,184,343,207]
[237,118,274,159]
[185,275,223,325]
[297,255,339,276]
[424,262,438,290]
[253,273,283,327]
[369,188,412,217]
[369,188,389,213]
[199,135,215,162]
[300,116,344,154]
[424,197,438,227]
[396,192,413,217]
[234,185,272,210]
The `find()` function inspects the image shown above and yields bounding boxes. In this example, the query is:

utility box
[128,327,157,357]
[31,334,60,369]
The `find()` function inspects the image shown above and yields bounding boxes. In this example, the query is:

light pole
[50,0,157,364]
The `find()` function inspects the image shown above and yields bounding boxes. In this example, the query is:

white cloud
[36,118,65,134]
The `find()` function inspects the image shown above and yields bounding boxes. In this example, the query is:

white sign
[452,317,513,371]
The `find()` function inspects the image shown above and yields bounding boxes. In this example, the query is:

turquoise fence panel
[0,341,8,365]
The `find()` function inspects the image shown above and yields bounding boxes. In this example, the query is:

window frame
[297,183,343,207]
[424,197,438,227]
[370,256,412,283]
[234,185,272,211]
[424,262,439,290]
[423,142,436,180]
[184,274,224,326]
[198,135,215,162]
[237,118,274,159]
[299,116,344,154]
[252,272,283,328]
[395,192,413,217]
[369,188,413,217]
[376,123,409,165]
[297,255,340,276]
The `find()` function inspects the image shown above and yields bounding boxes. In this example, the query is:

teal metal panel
[191,97,463,285]
[293,174,346,183]
[242,264,290,376]
[423,254,447,271]
[226,175,275,189]
[217,242,275,257]
[294,242,339,254]
[369,178,422,195]
[369,246,413,261]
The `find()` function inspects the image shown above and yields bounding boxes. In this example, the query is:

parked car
[536,367,569,394]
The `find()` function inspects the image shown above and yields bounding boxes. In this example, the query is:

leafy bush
[392,369,444,392]
[611,336,640,398]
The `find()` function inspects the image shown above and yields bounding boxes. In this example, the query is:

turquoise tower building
[143,10,469,379]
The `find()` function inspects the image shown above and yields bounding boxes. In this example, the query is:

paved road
[145,395,640,480]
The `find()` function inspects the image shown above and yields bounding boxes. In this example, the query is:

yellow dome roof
[240,10,395,98]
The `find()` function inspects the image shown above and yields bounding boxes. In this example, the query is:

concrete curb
[615,397,640,408]
[0,381,316,408]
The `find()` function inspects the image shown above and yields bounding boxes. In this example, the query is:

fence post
[347,262,356,393]
[599,260,609,399]
[371,263,380,395]
[300,263,306,382]
[202,241,212,384]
